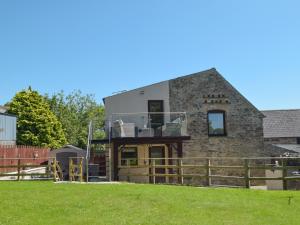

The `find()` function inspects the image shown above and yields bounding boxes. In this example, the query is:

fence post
[206,158,211,187]
[244,159,250,189]
[17,159,21,181]
[78,158,82,182]
[86,157,89,183]
[177,159,183,185]
[69,158,73,182]
[152,160,156,184]
[53,158,57,182]
[282,158,288,190]
[126,159,130,182]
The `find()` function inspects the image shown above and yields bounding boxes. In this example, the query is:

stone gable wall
[169,69,266,185]
[169,69,265,158]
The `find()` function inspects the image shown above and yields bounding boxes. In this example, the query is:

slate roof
[273,144,300,154]
[54,144,85,152]
[262,109,300,138]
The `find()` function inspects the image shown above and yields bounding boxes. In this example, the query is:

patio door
[148,100,164,136]
[149,146,165,183]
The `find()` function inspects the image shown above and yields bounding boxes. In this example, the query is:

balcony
[107,112,188,138]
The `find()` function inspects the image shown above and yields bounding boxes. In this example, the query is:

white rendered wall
[104,81,170,130]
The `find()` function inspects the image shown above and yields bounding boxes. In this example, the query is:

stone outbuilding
[262,109,300,156]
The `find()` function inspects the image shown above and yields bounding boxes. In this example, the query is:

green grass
[0,182,300,225]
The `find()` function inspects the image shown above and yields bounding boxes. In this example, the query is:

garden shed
[49,145,86,180]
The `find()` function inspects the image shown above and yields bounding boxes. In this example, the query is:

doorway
[148,100,164,136]
[149,146,165,183]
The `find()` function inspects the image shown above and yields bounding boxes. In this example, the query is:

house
[0,106,17,145]
[94,68,265,183]
[262,109,300,156]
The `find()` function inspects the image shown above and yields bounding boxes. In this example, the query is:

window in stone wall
[208,110,226,136]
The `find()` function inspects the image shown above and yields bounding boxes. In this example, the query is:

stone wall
[169,69,265,185]
[169,68,265,158]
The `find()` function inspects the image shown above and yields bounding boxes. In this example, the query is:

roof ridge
[64,144,85,151]
[262,109,300,112]
[103,68,216,100]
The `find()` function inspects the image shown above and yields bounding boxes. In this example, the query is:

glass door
[148,100,164,136]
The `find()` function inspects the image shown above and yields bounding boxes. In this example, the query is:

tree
[45,90,105,149]
[7,87,66,149]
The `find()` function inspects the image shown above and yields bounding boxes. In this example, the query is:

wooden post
[206,158,211,187]
[177,142,183,158]
[126,159,130,182]
[152,160,156,184]
[113,143,119,181]
[17,159,21,181]
[244,159,250,189]
[86,157,89,183]
[58,162,63,181]
[167,144,172,183]
[53,158,57,182]
[282,158,288,190]
[79,158,83,182]
[177,159,183,185]
[69,158,73,181]
[177,142,183,185]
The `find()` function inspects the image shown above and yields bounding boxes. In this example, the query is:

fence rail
[0,157,57,181]
[0,157,86,182]
[118,157,300,190]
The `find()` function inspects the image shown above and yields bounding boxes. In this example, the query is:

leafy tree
[7,87,67,149]
[45,90,105,149]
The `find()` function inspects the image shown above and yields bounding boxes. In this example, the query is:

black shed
[49,145,86,179]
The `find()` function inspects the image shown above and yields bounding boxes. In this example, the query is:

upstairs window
[208,111,226,136]
[121,147,138,166]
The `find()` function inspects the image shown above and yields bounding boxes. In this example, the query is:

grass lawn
[0,182,300,225]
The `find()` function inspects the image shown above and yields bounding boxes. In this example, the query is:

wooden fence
[0,157,84,182]
[0,157,56,181]
[118,157,300,190]
[0,145,49,173]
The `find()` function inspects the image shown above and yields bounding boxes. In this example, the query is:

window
[121,147,138,166]
[297,137,300,144]
[208,111,226,136]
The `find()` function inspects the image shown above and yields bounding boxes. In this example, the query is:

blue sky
[1,0,299,110]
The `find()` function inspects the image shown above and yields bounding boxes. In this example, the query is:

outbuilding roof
[50,145,86,154]
[272,144,300,154]
[262,109,300,138]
